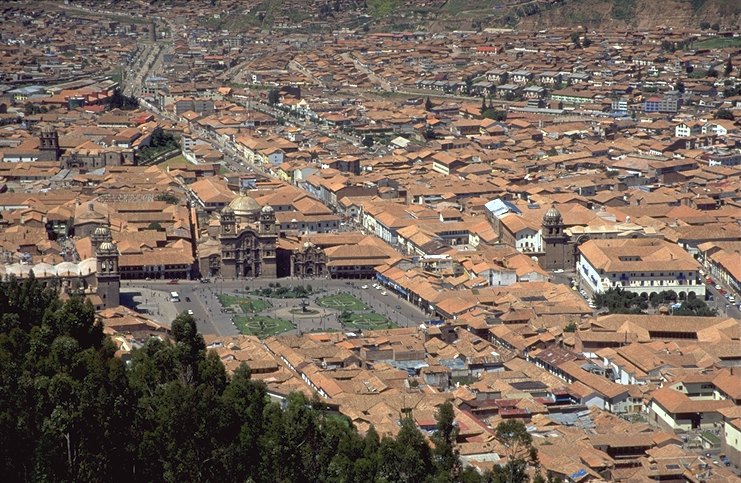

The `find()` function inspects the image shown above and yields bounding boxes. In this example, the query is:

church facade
[216,195,278,278]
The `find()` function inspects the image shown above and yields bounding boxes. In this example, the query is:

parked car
[168,279,179,285]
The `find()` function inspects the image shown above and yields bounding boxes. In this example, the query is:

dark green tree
[425,96,433,111]
[267,88,280,105]
[674,297,717,316]
[362,136,374,148]
[716,108,735,120]
[107,88,138,110]
[379,415,432,483]
[431,402,461,479]
[570,32,581,49]
[495,419,534,483]
[594,288,647,314]
[0,279,481,483]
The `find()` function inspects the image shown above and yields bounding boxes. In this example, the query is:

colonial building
[0,225,121,310]
[288,241,327,278]
[577,238,705,299]
[38,126,62,161]
[539,206,572,271]
[217,194,278,278]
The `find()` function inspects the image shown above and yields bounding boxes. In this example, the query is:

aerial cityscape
[0,0,740,481]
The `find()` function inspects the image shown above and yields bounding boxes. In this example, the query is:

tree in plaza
[725,56,733,77]
[674,297,717,316]
[594,288,647,314]
[362,135,374,148]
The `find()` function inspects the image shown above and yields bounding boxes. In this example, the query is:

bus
[170,291,180,302]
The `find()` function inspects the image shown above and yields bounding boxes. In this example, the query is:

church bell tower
[95,226,120,308]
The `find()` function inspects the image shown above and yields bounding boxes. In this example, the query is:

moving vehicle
[187,309,194,315]
[170,291,180,302]
[168,279,179,285]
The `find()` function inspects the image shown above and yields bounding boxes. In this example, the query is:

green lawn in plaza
[217,293,272,313]
[317,293,368,311]
[340,311,397,331]
[233,315,295,338]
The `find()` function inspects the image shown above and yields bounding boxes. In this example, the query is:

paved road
[122,278,430,336]
[706,283,741,319]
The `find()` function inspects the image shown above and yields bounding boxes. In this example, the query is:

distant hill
[362,0,741,31]
[198,0,740,32]
[513,0,741,30]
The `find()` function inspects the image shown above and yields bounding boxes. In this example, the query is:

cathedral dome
[99,242,116,252]
[228,195,260,215]
[543,206,562,225]
[261,204,274,213]
[94,226,110,236]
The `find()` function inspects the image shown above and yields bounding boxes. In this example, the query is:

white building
[577,238,705,299]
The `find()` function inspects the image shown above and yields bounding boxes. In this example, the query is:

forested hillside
[0,275,540,483]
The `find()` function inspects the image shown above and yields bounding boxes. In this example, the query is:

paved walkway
[120,287,180,325]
